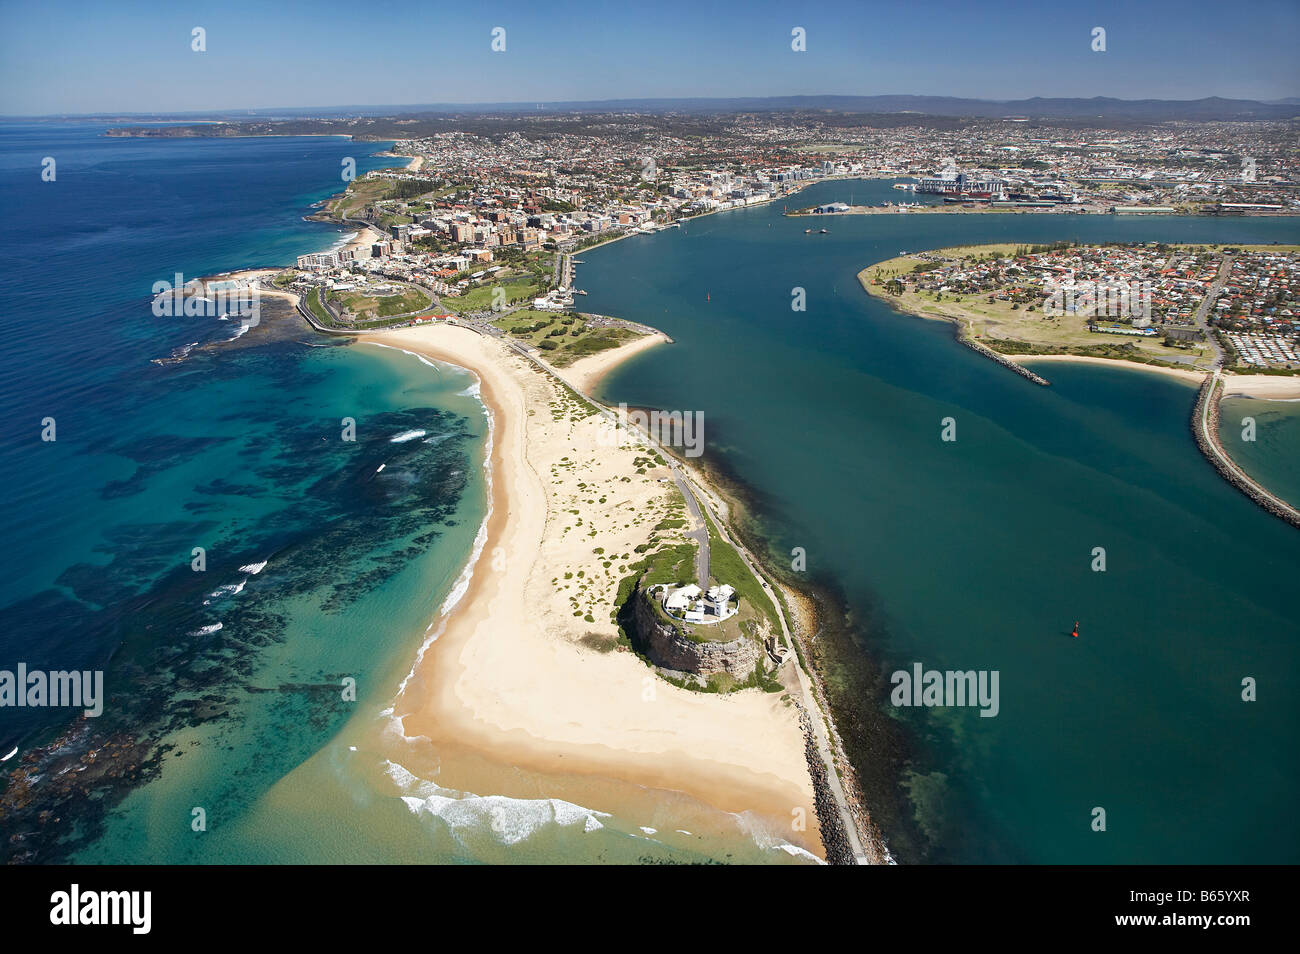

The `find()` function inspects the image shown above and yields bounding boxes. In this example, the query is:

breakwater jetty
[957,333,1052,386]
[859,272,1051,387]
[1193,372,1300,530]
[796,706,857,865]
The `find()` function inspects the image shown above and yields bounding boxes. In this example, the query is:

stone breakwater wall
[860,276,1050,386]
[958,334,1052,386]
[791,675,892,865]
[1192,376,1300,530]
[797,707,856,866]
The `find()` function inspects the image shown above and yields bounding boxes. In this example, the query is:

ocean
[583,179,1300,863]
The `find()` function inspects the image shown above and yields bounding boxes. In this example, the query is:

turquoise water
[0,124,499,862]
[585,181,1300,863]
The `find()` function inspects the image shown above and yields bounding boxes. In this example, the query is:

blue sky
[2,0,1297,115]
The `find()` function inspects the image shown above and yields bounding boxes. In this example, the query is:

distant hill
[523,95,1300,121]
[22,93,1299,127]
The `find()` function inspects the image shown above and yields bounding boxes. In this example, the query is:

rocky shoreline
[626,583,763,685]
[859,276,1052,387]
[1192,375,1300,530]
[956,332,1052,386]
[797,706,857,865]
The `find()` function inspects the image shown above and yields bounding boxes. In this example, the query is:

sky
[2,0,1298,115]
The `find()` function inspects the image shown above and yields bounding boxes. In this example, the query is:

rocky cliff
[628,583,762,682]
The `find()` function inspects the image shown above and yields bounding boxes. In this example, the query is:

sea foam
[384,759,610,847]
[389,429,427,443]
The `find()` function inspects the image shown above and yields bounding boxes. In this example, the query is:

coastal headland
[352,322,875,862]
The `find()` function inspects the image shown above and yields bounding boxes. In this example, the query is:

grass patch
[446,275,543,314]
[700,509,781,637]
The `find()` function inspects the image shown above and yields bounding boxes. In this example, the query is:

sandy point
[1218,373,1300,400]
[353,323,822,857]
[563,331,670,395]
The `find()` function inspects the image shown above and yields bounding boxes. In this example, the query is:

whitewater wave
[385,760,610,848]
[151,341,199,365]
[776,842,826,864]
[202,579,247,605]
[364,342,444,372]
[390,429,427,443]
[730,809,827,865]
[330,230,359,252]
[239,560,268,574]
[190,623,223,636]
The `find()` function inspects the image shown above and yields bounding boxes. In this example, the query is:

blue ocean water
[0,124,494,861]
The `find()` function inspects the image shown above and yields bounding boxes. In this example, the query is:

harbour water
[585,180,1300,863]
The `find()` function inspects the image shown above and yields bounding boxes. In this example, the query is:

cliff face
[629,584,761,680]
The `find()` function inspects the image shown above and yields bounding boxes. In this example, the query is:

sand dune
[357,324,822,856]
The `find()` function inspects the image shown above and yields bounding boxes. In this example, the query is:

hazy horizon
[5,90,1300,121]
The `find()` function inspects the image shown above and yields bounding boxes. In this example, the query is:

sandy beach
[562,331,670,394]
[1014,353,1209,385]
[356,324,822,857]
[1218,373,1300,400]
[343,225,384,255]
[1015,353,1300,398]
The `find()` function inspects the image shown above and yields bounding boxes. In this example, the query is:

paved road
[670,467,872,863]
[1193,255,1233,368]
[671,469,711,590]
